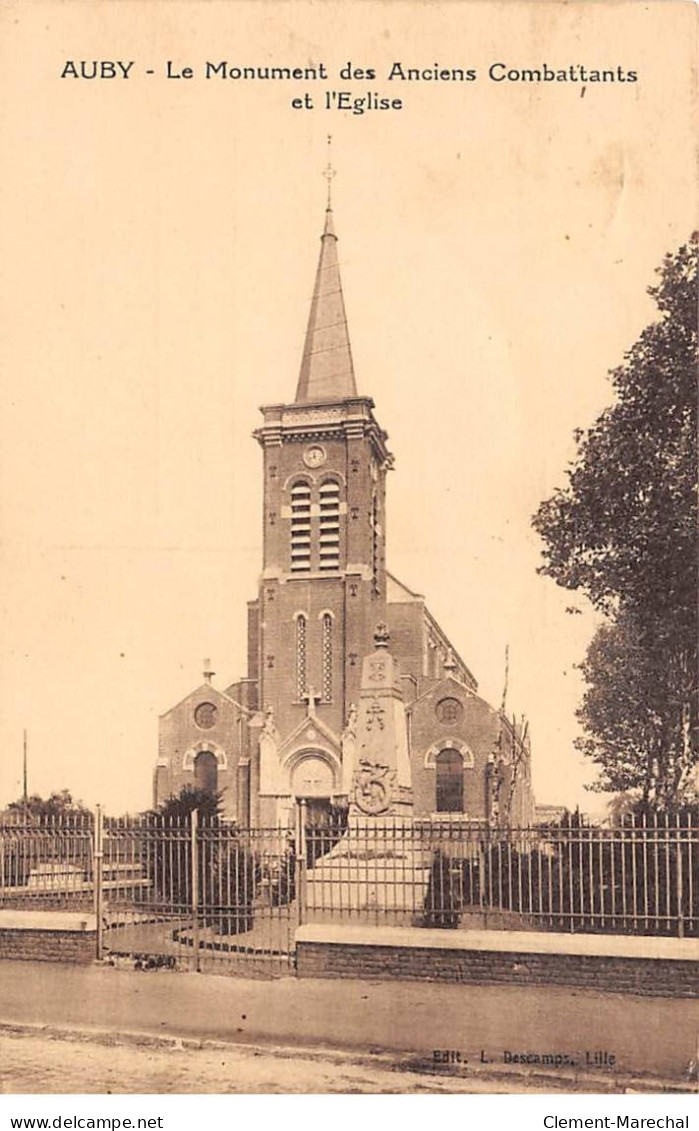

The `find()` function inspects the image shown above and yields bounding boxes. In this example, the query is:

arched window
[290,481,312,573]
[194,751,218,793]
[435,749,464,813]
[321,613,333,702]
[296,614,308,700]
[318,480,340,572]
[371,490,380,595]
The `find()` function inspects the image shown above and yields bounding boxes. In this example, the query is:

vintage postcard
[0,0,697,1107]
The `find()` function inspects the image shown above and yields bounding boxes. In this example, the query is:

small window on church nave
[435,748,464,813]
[194,702,218,729]
[194,750,218,794]
[435,697,463,726]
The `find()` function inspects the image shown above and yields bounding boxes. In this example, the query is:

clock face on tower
[303,445,327,469]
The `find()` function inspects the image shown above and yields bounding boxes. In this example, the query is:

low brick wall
[296,925,699,997]
[0,911,96,965]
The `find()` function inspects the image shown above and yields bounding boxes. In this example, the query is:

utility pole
[22,729,28,815]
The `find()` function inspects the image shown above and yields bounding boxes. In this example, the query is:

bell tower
[250,196,394,818]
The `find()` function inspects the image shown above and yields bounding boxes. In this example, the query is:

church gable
[409,678,501,820]
[155,682,247,818]
[410,679,497,751]
[159,682,241,722]
[275,708,341,762]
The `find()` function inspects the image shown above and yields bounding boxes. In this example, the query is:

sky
[0,0,696,817]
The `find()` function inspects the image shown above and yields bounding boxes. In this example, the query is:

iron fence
[100,813,298,974]
[0,815,94,909]
[0,810,696,972]
[303,813,698,938]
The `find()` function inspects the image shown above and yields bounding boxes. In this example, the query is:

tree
[146,786,257,935]
[151,785,222,823]
[533,234,698,810]
[6,789,92,821]
[575,609,689,801]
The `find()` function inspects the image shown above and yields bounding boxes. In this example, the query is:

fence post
[676,815,684,939]
[94,805,104,960]
[191,809,200,971]
[483,819,491,930]
[296,800,307,927]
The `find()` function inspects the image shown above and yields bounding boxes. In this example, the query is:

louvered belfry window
[290,481,312,572]
[318,480,340,571]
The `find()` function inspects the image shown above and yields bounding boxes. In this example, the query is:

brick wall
[0,928,95,965]
[296,927,699,998]
[0,912,96,965]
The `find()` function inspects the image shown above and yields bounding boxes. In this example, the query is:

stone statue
[344,702,358,739]
[262,705,278,738]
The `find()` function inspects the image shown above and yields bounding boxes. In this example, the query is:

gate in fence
[1,809,697,977]
[98,812,298,974]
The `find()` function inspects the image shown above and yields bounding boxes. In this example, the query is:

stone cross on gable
[302,687,322,716]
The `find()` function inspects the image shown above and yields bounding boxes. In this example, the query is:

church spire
[295,144,357,404]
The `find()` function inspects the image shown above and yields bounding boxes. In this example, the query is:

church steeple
[294,204,357,404]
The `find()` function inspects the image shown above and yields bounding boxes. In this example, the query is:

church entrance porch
[283,751,347,864]
[300,799,348,867]
[289,752,337,802]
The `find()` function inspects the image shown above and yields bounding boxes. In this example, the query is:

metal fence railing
[99,814,298,973]
[302,812,698,938]
[0,815,95,909]
[1,810,696,967]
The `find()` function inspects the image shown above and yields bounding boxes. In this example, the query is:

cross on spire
[323,134,336,209]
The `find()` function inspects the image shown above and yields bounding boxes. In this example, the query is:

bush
[269,841,297,907]
[422,850,461,928]
[142,788,259,935]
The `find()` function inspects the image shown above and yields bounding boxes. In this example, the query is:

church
[153,196,535,830]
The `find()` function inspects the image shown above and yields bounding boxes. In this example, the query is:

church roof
[386,571,424,602]
[295,207,358,404]
[158,682,248,719]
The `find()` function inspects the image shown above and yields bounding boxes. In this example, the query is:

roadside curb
[1,1019,696,1095]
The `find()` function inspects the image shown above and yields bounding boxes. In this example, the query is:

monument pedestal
[305,832,432,917]
[305,625,430,918]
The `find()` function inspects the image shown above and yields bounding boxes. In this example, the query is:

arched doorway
[194,750,218,793]
[290,754,346,862]
[435,749,464,813]
[291,754,334,800]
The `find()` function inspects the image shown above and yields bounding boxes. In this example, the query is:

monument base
[305,805,431,916]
